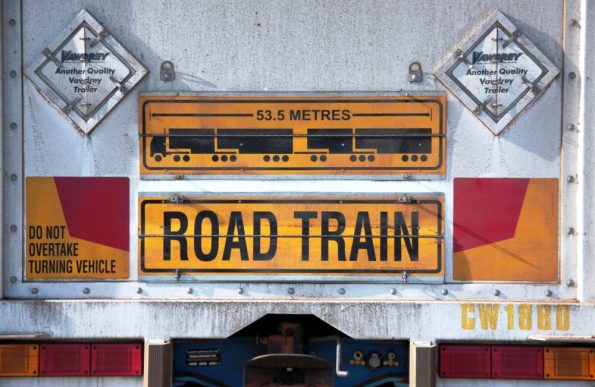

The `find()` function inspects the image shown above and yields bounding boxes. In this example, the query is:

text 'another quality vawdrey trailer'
[1,0,595,386]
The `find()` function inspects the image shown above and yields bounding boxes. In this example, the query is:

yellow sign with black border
[140,95,446,175]
[139,196,444,277]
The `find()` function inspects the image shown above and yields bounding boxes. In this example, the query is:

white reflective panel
[25,9,147,134]
[435,10,559,135]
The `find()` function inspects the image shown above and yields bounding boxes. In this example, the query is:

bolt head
[441,289,448,295]
[10,122,17,130]
[390,288,397,295]
[31,288,39,294]
[83,288,90,294]
[566,279,575,287]
[136,287,142,294]
[10,276,17,283]
[237,287,244,294]
[493,289,500,296]
[287,287,295,295]
[568,72,576,79]
[10,225,17,232]
[187,288,193,294]
[338,288,346,295]
[545,290,553,297]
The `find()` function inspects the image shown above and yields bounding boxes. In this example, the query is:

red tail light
[91,343,143,376]
[39,344,90,376]
[439,345,491,378]
[492,346,543,379]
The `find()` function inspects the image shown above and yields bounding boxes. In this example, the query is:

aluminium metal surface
[1,1,593,376]
[4,0,570,301]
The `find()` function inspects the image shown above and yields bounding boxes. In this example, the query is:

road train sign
[139,95,446,176]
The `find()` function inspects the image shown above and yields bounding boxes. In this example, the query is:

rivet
[545,290,552,297]
[31,287,39,294]
[567,123,576,131]
[187,287,193,294]
[338,288,346,295]
[10,174,18,182]
[568,72,576,79]
[10,122,17,130]
[390,288,397,295]
[9,70,17,78]
[287,287,295,295]
[566,279,575,287]
[493,289,500,296]
[569,19,578,27]
[83,288,90,294]
[567,175,576,183]
[9,19,16,26]
[10,225,17,232]
[441,289,448,295]
[237,287,244,294]
[136,287,143,294]
[9,276,17,283]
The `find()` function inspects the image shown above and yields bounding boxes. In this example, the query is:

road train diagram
[140,96,446,175]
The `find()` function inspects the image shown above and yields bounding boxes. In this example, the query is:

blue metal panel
[173,338,408,386]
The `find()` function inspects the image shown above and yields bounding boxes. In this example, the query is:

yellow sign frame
[139,196,444,277]
[140,95,446,175]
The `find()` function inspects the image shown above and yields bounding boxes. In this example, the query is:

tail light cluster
[0,343,142,377]
[440,344,595,381]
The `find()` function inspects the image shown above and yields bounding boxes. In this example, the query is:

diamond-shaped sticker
[26,9,147,134]
[435,10,559,135]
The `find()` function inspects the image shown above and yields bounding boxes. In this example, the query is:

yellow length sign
[139,95,446,175]
[139,196,444,277]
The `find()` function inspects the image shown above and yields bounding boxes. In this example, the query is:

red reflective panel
[39,344,90,376]
[492,346,544,379]
[439,345,491,379]
[91,343,143,376]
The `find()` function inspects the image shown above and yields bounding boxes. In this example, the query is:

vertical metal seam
[18,0,23,288]
[577,0,593,301]
[0,0,5,299]
[561,0,581,301]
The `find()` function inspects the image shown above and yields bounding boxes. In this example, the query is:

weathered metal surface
[578,0,595,302]
[6,0,567,301]
[0,300,593,340]
[2,2,595,386]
